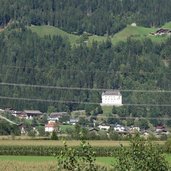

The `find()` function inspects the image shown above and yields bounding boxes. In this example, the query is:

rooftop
[102,90,121,96]
[24,110,42,115]
[45,122,58,128]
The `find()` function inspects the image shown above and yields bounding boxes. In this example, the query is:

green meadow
[29,22,171,46]
[0,154,170,168]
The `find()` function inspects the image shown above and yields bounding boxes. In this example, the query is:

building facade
[45,121,58,133]
[100,90,122,106]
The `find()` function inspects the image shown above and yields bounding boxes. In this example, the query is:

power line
[0,95,171,107]
[81,115,171,121]
[0,64,171,75]
[0,96,98,104]
[0,82,171,93]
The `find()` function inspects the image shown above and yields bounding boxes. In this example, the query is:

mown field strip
[0,160,56,171]
[0,140,165,146]
[0,156,115,171]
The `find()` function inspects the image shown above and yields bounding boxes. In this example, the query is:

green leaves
[57,139,97,171]
[115,135,170,171]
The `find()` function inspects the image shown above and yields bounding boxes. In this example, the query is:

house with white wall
[98,125,110,131]
[45,121,58,133]
[114,124,126,132]
[100,90,122,106]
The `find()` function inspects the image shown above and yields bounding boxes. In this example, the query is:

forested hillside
[1,0,171,35]
[0,24,171,119]
[0,1,171,123]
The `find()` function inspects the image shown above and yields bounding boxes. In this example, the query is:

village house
[23,110,43,119]
[98,125,110,131]
[45,120,58,133]
[49,112,67,121]
[156,125,166,133]
[150,28,171,36]
[129,126,140,133]
[100,90,122,106]
[114,124,126,133]
[11,110,23,117]
[15,111,27,119]
[69,118,79,125]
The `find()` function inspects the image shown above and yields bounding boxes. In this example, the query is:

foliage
[36,126,45,136]
[0,145,118,157]
[0,120,20,135]
[51,130,58,140]
[47,106,57,114]
[27,129,36,137]
[164,138,171,153]
[1,0,171,35]
[93,105,103,116]
[57,139,97,171]
[115,135,170,171]
[57,141,80,170]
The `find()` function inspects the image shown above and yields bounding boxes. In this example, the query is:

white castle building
[100,90,122,106]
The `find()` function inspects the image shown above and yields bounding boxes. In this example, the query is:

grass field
[0,139,165,146]
[30,25,80,45]
[0,155,115,171]
[59,124,74,132]
[0,155,115,164]
[0,160,56,171]
[29,22,171,46]
[163,22,171,29]
[0,154,170,171]
[102,106,113,115]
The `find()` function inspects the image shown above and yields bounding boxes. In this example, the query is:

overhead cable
[0,96,171,107]
[0,82,170,93]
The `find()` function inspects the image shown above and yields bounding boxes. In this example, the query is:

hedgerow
[0,145,119,157]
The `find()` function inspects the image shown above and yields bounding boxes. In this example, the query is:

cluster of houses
[98,124,140,133]
[6,109,43,119]
[0,90,170,137]
[1,108,79,133]
[45,112,79,133]
[97,123,169,137]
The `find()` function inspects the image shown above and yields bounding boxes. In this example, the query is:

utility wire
[81,115,171,121]
[0,82,170,93]
[0,64,171,75]
[0,96,171,107]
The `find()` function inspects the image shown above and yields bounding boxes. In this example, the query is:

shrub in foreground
[57,139,98,171]
[114,135,170,171]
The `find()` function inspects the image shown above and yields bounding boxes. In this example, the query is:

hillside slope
[29,23,171,45]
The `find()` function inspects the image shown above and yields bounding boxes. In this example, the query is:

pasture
[29,22,171,46]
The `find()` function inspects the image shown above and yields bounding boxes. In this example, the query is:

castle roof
[102,90,121,96]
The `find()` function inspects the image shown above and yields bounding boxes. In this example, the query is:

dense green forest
[1,0,171,35]
[0,0,171,123]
